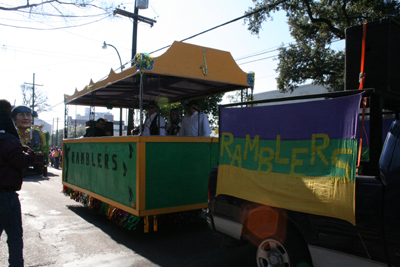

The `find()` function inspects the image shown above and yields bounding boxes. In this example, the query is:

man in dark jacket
[0,99,35,267]
[83,118,108,137]
[0,100,19,140]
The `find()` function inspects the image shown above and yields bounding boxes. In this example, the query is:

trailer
[62,41,254,232]
[205,19,400,267]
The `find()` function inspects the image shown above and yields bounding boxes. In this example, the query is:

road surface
[0,168,256,267]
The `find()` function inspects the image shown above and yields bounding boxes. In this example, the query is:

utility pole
[24,73,43,125]
[113,3,156,135]
[32,74,35,124]
[113,8,156,61]
[56,118,59,147]
[52,118,54,146]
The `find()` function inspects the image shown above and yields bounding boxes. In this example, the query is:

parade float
[12,106,50,176]
[62,41,254,232]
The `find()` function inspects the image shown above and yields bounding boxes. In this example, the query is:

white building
[75,108,114,122]
[33,118,52,133]
[253,84,328,104]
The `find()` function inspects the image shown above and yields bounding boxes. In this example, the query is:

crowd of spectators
[49,147,62,169]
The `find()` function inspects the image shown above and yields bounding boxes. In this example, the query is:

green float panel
[63,142,137,208]
[145,142,218,210]
[63,138,219,216]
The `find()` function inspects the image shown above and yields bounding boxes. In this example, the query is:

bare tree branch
[0,0,56,11]
[0,1,108,13]
[20,84,51,113]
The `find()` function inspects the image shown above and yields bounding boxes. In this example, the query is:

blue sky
[0,0,295,125]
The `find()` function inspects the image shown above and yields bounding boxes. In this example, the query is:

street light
[102,41,124,71]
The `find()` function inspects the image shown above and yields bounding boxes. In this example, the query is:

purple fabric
[220,93,362,140]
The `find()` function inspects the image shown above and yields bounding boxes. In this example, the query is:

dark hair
[96,118,106,123]
[0,99,12,112]
[147,100,158,108]
[0,102,20,139]
[187,100,199,107]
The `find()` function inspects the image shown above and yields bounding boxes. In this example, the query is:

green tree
[226,89,253,103]
[66,124,86,139]
[159,94,224,129]
[245,0,400,92]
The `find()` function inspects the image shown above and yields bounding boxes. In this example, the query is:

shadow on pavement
[67,205,256,267]
[23,175,50,182]
[23,168,60,182]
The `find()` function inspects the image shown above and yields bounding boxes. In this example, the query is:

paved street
[0,168,256,267]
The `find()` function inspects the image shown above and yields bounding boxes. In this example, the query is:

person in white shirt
[180,100,211,137]
[166,108,181,136]
[142,101,165,136]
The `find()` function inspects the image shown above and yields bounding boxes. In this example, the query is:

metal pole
[56,118,59,147]
[128,3,139,135]
[113,3,156,136]
[139,72,143,135]
[23,75,42,138]
[52,118,54,146]
[119,108,123,136]
[103,42,124,71]
[132,4,138,64]
[32,73,35,125]
[30,74,35,144]
[64,98,68,139]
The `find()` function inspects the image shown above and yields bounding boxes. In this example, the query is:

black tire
[256,225,313,267]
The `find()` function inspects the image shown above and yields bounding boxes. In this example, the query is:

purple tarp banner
[217,93,363,225]
[220,94,362,140]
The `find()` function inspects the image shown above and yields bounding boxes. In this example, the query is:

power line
[3,1,284,98]
[0,14,110,30]
[239,54,278,65]
[1,2,285,71]
[235,39,344,63]
[14,9,110,18]
[50,101,65,109]
[236,47,280,61]
[1,44,117,65]
[149,1,285,54]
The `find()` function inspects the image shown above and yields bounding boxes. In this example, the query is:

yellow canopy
[64,41,253,108]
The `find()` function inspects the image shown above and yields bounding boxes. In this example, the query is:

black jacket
[84,127,106,137]
[149,114,160,135]
[0,133,34,191]
[0,110,19,140]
